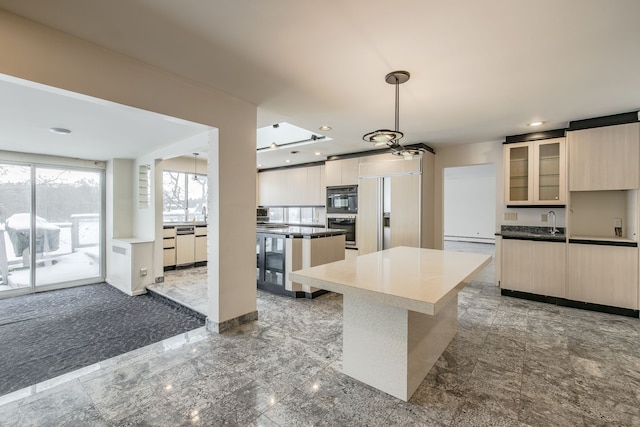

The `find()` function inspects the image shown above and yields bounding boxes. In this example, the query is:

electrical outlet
[541,214,548,222]
[504,212,518,221]
[140,267,148,277]
[614,218,622,228]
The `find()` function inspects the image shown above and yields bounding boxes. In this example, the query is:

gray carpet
[0,283,205,396]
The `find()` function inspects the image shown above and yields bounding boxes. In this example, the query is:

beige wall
[0,11,258,326]
[433,140,503,249]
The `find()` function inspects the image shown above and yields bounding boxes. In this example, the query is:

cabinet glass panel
[509,146,529,201]
[264,236,285,285]
[537,143,560,201]
[256,236,260,280]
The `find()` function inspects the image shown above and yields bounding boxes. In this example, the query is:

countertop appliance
[327,185,358,214]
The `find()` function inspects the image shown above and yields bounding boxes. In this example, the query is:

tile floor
[1,243,639,426]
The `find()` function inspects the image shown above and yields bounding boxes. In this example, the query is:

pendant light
[192,153,200,181]
[362,70,424,159]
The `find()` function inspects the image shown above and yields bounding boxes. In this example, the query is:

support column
[206,126,258,333]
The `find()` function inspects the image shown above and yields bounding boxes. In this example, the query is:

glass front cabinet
[504,137,566,205]
[256,232,287,295]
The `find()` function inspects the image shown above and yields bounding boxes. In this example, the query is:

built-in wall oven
[326,185,358,214]
[327,215,357,248]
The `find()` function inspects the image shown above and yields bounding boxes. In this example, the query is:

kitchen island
[290,246,491,401]
[256,225,346,298]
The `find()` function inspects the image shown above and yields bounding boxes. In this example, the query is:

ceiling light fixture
[257,135,327,152]
[363,70,424,159]
[528,121,544,127]
[49,127,71,135]
[319,125,332,131]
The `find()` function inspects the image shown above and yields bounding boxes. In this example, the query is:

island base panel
[342,294,458,401]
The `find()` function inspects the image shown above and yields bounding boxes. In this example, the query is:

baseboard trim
[206,310,259,333]
[305,289,330,299]
[500,289,639,318]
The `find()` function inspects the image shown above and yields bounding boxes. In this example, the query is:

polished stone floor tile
[1,242,639,426]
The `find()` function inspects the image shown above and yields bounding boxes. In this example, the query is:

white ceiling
[0,0,639,168]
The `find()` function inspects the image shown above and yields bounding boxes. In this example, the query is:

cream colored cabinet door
[326,158,359,186]
[504,142,533,205]
[258,170,282,206]
[325,160,342,187]
[304,165,325,205]
[501,239,566,298]
[568,122,640,191]
[567,243,638,309]
[390,174,420,248]
[195,235,207,262]
[357,177,379,255]
[176,234,195,265]
[286,168,306,205]
[340,158,359,185]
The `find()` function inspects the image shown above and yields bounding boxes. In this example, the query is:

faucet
[548,210,558,235]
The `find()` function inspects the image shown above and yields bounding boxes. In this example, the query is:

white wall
[434,140,503,249]
[0,11,258,328]
[444,164,496,242]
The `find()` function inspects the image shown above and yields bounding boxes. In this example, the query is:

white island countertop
[290,246,491,316]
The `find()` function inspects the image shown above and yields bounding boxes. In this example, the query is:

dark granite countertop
[498,225,566,242]
[256,226,346,238]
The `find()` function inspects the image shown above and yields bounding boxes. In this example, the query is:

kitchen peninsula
[256,225,346,298]
[290,246,491,401]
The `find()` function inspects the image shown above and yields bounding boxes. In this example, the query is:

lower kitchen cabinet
[195,225,207,263]
[501,239,566,298]
[162,227,176,267]
[176,233,195,266]
[163,224,207,269]
[256,233,286,295]
[567,243,638,310]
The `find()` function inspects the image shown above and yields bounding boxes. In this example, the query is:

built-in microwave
[326,185,358,214]
[327,215,356,247]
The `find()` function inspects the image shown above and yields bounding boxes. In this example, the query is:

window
[162,171,208,223]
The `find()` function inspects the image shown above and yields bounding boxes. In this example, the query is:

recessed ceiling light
[527,121,544,127]
[285,159,291,163]
[314,152,322,156]
[270,142,277,148]
[257,164,262,167]
[50,127,71,134]
[319,125,332,131]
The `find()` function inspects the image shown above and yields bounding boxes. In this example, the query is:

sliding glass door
[0,162,103,296]
[0,164,32,294]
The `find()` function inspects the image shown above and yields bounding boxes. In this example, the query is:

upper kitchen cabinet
[325,158,359,187]
[503,137,566,205]
[258,165,325,206]
[568,122,640,191]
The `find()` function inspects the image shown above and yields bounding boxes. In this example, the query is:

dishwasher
[175,225,195,266]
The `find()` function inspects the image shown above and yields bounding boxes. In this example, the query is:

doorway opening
[444,164,496,244]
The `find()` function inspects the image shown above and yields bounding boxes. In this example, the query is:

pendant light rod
[363,70,410,146]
